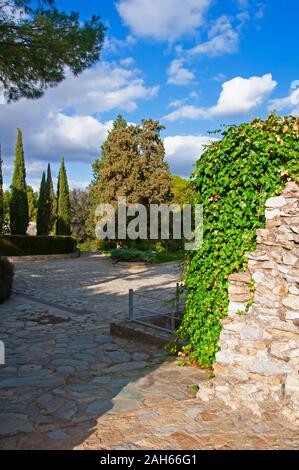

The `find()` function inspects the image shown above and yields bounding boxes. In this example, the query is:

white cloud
[3,158,55,191]
[167,59,195,86]
[31,114,114,160]
[40,62,159,115]
[103,35,137,55]
[0,60,158,166]
[68,180,90,191]
[188,16,239,57]
[164,105,204,122]
[116,0,212,41]
[164,135,217,177]
[164,74,277,121]
[209,73,277,116]
[236,0,249,9]
[269,88,299,115]
[120,57,136,67]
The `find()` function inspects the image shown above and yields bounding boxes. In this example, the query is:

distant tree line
[0,120,195,245]
[0,129,71,237]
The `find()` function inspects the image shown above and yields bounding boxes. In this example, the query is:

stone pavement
[0,255,298,450]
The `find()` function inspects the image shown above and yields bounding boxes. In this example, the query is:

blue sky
[1,0,298,191]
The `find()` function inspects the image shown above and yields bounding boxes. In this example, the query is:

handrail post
[175,283,180,314]
[129,289,134,321]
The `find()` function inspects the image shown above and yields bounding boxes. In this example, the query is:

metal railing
[128,283,184,334]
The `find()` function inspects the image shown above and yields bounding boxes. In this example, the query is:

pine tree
[0,145,3,234]
[56,157,71,235]
[46,164,56,234]
[10,129,29,235]
[36,172,48,235]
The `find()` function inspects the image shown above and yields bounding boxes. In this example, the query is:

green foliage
[171,175,196,206]
[155,251,185,264]
[36,172,48,235]
[0,1,105,101]
[0,146,3,233]
[87,115,129,238]
[0,235,76,256]
[109,247,184,264]
[2,190,11,233]
[110,248,156,263]
[88,117,172,241]
[70,188,89,242]
[56,157,71,236]
[0,257,14,303]
[46,164,56,234]
[26,185,38,221]
[77,239,104,253]
[10,128,29,235]
[36,165,55,235]
[177,114,299,368]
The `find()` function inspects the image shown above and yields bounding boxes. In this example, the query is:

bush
[0,236,77,256]
[0,258,14,303]
[96,239,117,252]
[110,248,156,263]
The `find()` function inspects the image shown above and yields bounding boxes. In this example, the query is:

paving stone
[109,399,140,414]
[154,425,180,437]
[86,400,111,415]
[47,430,67,440]
[37,394,77,420]
[91,377,112,385]
[106,351,131,363]
[103,361,147,374]
[115,387,144,400]
[132,352,150,361]
[0,413,34,436]
[0,376,64,388]
[55,366,76,375]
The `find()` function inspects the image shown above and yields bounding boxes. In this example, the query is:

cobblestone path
[0,255,298,449]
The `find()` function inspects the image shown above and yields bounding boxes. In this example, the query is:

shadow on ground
[0,255,208,450]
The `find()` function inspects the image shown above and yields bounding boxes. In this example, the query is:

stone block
[265,196,286,208]
[228,272,251,283]
[249,358,292,376]
[285,375,299,394]
[285,310,299,320]
[229,293,251,303]
[282,252,298,266]
[282,295,299,310]
[228,283,251,295]
[251,272,265,284]
[227,302,247,316]
[240,325,264,340]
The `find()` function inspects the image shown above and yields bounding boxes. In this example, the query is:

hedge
[0,258,14,303]
[110,248,156,263]
[0,236,77,257]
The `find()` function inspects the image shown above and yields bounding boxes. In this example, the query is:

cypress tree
[36,172,48,236]
[46,164,56,234]
[56,157,71,235]
[0,145,3,234]
[10,128,29,235]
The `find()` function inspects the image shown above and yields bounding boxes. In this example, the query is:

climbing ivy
[177,114,299,368]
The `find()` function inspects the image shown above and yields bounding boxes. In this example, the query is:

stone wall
[197,181,299,422]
